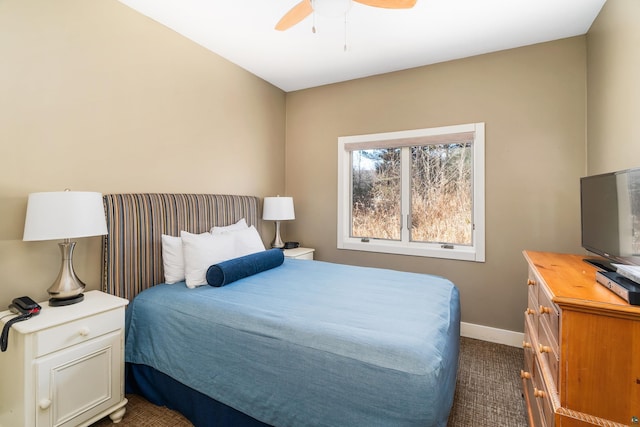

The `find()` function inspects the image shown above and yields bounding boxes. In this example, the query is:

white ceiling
[118,0,606,92]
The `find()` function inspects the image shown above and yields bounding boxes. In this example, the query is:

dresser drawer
[537,321,559,388]
[532,357,554,427]
[527,269,541,308]
[526,292,539,338]
[35,308,123,357]
[523,315,536,371]
[537,282,559,347]
[522,363,545,427]
[522,335,548,427]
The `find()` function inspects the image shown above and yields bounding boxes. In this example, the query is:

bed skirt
[126,363,270,427]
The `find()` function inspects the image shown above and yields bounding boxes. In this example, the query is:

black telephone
[284,241,299,249]
[10,296,41,315]
[1,296,41,352]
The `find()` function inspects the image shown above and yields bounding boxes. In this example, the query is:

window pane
[410,143,472,245]
[351,148,401,240]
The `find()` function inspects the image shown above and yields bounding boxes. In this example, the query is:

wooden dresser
[522,251,640,427]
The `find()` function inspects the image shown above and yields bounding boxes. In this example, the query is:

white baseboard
[461,322,524,348]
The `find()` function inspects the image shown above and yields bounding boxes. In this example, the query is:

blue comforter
[125,259,460,427]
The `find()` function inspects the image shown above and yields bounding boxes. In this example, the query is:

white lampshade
[23,191,108,241]
[263,196,295,221]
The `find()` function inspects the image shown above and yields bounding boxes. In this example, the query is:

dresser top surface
[523,251,640,316]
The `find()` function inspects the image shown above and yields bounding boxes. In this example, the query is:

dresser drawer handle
[522,341,532,349]
[39,398,51,410]
[79,327,90,337]
[527,279,537,286]
[539,344,552,354]
[525,308,536,316]
[539,305,552,315]
[533,388,546,399]
[520,370,531,380]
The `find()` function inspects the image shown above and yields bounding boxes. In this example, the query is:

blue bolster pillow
[206,249,285,287]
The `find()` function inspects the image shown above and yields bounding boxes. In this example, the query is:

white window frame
[337,122,485,262]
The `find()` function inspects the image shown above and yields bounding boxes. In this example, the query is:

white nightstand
[0,290,129,427]
[283,247,315,260]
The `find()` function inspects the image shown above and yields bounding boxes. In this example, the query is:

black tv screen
[580,167,640,267]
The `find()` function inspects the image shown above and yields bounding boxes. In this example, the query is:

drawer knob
[520,370,531,379]
[539,343,552,354]
[79,327,90,337]
[522,341,532,349]
[533,388,546,399]
[39,398,51,409]
[525,308,536,316]
[539,305,552,315]
[527,279,537,286]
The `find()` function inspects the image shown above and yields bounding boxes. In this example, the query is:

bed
[101,193,461,427]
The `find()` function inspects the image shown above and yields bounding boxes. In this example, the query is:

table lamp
[23,190,108,306]
[263,196,295,249]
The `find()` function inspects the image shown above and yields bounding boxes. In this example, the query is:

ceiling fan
[275,0,417,31]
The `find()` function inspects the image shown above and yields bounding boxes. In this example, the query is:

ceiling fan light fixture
[274,0,415,32]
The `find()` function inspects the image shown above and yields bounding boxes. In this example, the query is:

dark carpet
[447,337,527,426]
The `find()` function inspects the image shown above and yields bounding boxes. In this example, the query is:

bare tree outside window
[351,144,471,245]
[410,143,472,245]
[351,149,401,240]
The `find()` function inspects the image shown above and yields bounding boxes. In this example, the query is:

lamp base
[49,293,84,307]
[271,221,285,249]
[47,241,86,303]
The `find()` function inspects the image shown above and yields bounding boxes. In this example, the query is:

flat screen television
[580,167,640,270]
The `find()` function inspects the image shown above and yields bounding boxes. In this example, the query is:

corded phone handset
[1,296,41,352]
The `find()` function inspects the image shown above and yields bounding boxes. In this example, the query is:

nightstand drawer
[35,309,123,357]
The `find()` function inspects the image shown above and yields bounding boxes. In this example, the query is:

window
[337,122,485,262]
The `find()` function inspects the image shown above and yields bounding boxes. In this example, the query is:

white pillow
[181,226,266,289]
[181,230,237,288]
[211,218,248,235]
[233,226,266,257]
[161,234,185,284]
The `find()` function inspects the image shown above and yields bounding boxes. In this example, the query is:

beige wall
[587,0,640,174]
[0,0,286,308]
[285,38,587,333]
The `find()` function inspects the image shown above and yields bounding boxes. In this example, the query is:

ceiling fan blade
[275,0,313,31]
[354,0,417,9]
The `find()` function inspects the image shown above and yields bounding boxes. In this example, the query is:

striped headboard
[101,194,261,300]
